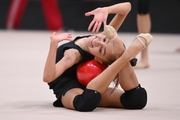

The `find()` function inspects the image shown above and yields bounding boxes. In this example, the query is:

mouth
[90,36,96,48]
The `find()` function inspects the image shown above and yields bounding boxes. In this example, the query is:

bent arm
[86,2,131,32]
[43,48,81,83]
[43,40,58,83]
[43,32,77,83]
[107,2,131,31]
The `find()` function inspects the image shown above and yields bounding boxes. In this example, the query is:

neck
[75,37,90,53]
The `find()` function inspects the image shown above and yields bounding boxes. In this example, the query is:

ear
[94,57,102,64]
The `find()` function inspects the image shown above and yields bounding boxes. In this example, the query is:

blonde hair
[103,25,117,54]
[103,25,124,64]
[103,25,127,92]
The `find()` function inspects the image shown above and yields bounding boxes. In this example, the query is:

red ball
[76,59,108,87]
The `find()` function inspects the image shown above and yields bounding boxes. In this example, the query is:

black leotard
[48,35,94,99]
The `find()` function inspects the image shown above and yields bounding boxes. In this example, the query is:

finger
[70,38,74,41]
[68,35,72,39]
[67,36,73,41]
[96,22,102,33]
[92,22,98,33]
[67,33,72,36]
[51,32,56,38]
[103,21,107,28]
[68,33,72,37]
[66,38,73,41]
[51,32,55,39]
[85,11,92,16]
[52,32,56,35]
[88,20,95,31]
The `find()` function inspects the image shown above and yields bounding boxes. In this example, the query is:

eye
[99,47,102,53]
[99,47,106,55]
[103,37,106,42]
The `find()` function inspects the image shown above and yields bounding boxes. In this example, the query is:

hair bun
[104,25,117,40]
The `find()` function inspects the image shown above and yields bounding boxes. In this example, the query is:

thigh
[98,87,124,108]
[61,88,83,110]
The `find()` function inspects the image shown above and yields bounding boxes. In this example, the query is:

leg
[61,88,101,111]
[40,0,63,30]
[98,34,152,109]
[117,61,147,109]
[86,33,152,94]
[98,87,124,107]
[118,62,139,91]
[61,88,83,110]
[6,0,28,29]
[135,0,151,69]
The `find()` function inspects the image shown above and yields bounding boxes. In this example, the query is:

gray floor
[0,30,180,120]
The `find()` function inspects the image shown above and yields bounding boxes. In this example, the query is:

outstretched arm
[85,2,131,33]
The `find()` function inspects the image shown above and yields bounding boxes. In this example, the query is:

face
[87,33,114,64]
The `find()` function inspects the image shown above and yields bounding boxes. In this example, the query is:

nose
[94,39,104,47]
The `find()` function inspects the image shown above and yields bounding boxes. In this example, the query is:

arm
[43,32,79,83]
[85,2,131,33]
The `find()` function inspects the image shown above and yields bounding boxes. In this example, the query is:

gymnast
[43,2,153,111]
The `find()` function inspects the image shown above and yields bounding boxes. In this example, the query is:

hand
[85,7,108,33]
[50,32,73,43]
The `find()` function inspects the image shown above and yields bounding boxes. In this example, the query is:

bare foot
[134,62,150,69]
[134,47,150,69]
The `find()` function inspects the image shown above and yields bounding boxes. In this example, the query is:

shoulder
[63,49,82,64]
[64,48,80,56]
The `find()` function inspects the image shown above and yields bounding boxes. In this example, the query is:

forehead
[96,32,106,37]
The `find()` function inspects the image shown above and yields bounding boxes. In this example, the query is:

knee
[137,0,150,14]
[73,88,101,112]
[120,85,147,109]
